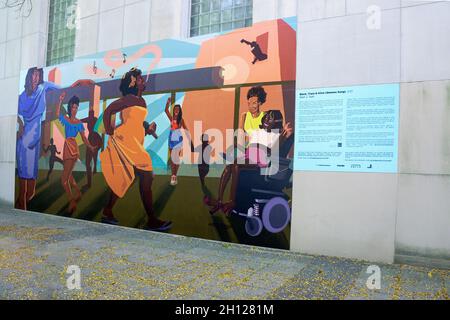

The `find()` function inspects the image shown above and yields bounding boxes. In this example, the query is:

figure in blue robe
[17,79,59,180]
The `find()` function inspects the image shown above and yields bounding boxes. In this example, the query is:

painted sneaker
[101,216,119,226]
[144,221,173,232]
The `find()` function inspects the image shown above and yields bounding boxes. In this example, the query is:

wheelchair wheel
[262,197,291,234]
[245,216,263,237]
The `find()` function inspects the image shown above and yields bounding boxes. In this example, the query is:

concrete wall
[0,0,448,265]
[75,0,190,57]
[290,0,450,264]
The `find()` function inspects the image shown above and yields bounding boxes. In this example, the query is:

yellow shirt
[243,111,265,136]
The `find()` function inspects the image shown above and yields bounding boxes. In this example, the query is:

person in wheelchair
[205,110,294,215]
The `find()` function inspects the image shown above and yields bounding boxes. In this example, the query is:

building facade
[0,0,449,265]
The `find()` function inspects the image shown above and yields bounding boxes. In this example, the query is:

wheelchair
[230,156,293,237]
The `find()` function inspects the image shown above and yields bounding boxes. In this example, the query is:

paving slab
[0,209,448,300]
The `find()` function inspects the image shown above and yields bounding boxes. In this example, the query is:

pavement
[0,208,448,300]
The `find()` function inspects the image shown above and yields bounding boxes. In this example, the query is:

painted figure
[203,87,267,213]
[81,109,103,189]
[197,133,213,187]
[56,92,96,215]
[165,97,189,186]
[144,121,158,139]
[100,68,172,232]
[207,110,293,215]
[241,86,267,139]
[43,138,63,182]
[16,67,89,211]
[240,39,268,64]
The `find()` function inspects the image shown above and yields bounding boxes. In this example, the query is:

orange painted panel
[182,88,235,145]
[183,19,297,151]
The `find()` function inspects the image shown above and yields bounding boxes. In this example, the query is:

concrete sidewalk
[0,209,448,300]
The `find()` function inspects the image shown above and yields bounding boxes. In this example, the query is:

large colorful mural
[15,17,297,250]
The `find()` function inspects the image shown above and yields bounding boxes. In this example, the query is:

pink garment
[236,145,270,168]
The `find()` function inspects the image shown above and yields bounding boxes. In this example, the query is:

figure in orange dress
[100,68,172,231]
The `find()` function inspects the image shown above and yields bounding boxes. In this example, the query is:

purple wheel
[262,197,291,234]
[245,216,263,237]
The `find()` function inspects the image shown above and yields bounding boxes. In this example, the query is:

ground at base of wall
[395,254,450,271]
[0,209,448,300]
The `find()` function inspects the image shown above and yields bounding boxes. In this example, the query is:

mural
[15,17,297,250]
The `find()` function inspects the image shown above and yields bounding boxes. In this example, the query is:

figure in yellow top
[243,108,266,137]
[241,86,267,141]
[100,68,172,232]
[205,86,269,215]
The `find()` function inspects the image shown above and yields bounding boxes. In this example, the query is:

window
[190,0,253,37]
[46,0,77,66]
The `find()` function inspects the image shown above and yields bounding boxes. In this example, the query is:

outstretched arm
[240,39,252,46]
[81,132,95,152]
[70,79,96,88]
[165,97,173,121]
[56,92,66,119]
[279,122,293,147]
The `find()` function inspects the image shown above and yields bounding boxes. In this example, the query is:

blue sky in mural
[283,16,297,31]
[92,92,186,170]
[144,93,185,169]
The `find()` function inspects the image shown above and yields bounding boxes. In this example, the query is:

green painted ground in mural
[16,169,291,250]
